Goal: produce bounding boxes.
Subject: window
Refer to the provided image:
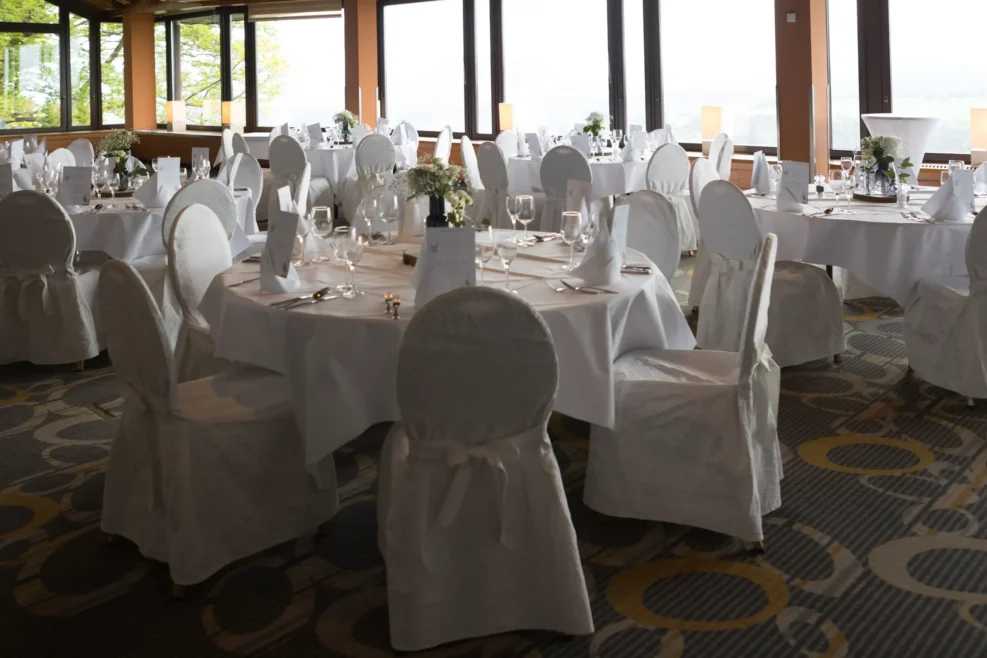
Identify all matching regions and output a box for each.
[0,32,62,129]
[176,14,223,126]
[255,15,345,128]
[383,0,465,132]
[69,14,91,127]
[474,0,493,135]
[660,0,777,147]
[828,0,859,152]
[889,0,987,155]
[155,22,167,124]
[624,0,646,131]
[0,2,59,24]
[100,22,125,125]
[231,15,246,111]
[502,0,609,135]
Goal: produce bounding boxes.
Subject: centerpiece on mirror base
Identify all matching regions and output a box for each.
[96,129,148,193]
[334,110,358,144]
[399,156,472,229]
[853,135,913,203]
[582,112,610,157]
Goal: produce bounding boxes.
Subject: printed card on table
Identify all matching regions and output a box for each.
[157,157,180,188]
[610,203,630,262]
[56,166,93,207]
[778,161,810,212]
[414,227,476,306]
[307,124,325,146]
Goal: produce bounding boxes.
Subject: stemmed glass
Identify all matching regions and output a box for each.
[362,195,379,243]
[292,215,311,266]
[107,172,120,201]
[506,196,520,242]
[613,129,624,150]
[841,156,853,179]
[474,226,495,285]
[769,164,783,194]
[378,192,400,244]
[516,195,535,244]
[92,167,107,200]
[198,156,211,180]
[830,169,847,211]
[310,206,333,262]
[497,240,519,294]
[340,232,366,298]
[561,211,582,271]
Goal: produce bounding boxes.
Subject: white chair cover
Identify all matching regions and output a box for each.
[477,143,511,230]
[620,190,681,282]
[377,287,593,651]
[232,153,263,234]
[459,136,485,221]
[433,125,452,163]
[232,132,250,156]
[268,124,288,145]
[646,143,697,252]
[167,204,235,382]
[696,181,845,367]
[708,132,728,168]
[163,179,238,244]
[344,134,396,223]
[495,130,519,158]
[98,259,337,587]
[716,137,735,181]
[687,157,721,308]
[0,191,101,365]
[904,206,987,398]
[584,234,782,542]
[539,145,591,233]
[221,129,235,161]
[68,138,95,167]
[48,148,76,169]
[268,135,317,220]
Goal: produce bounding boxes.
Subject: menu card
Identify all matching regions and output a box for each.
[307,123,325,146]
[261,202,302,292]
[56,166,93,209]
[412,227,476,306]
[778,161,810,212]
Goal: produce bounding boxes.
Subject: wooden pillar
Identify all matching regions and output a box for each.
[775,0,830,175]
[344,0,378,128]
[122,11,157,130]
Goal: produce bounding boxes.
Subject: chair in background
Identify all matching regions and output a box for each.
[495,130,519,158]
[904,206,987,404]
[0,191,102,366]
[377,286,593,651]
[433,125,453,163]
[646,143,696,253]
[98,259,337,595]
[618,190,681,282]
[477,142,511,230]
[459,136,485,221]
[696,181,845,367]
[221,128,236,162]
[715,136,735,182]
[584,234,782,548]
[232,132,250,156]
[231,153,264,236]
[47,148,76,169]
[708,132,728,169]
[67,138,95,166]
[539,145,592,233]
[686,157,721,310]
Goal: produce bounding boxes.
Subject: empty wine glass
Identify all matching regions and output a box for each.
[581,211,599,245]
[474,226,495,286]
[107,172,120,201]
[613,128,624,149]
[292,216,311,267]
[310,206,333,262]
[830,170,846,210]
[362,195,379,243]
[497,240,519,294]
[516,195,535,244]
[506,196,520,242]
[341,233,366,298]
[379,192,400,244]
[840,156,853,176]
[197,156,211,180]
[561,211,582,271]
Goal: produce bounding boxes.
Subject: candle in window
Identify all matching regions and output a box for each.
[971,109,987,166]
[165,100,186,132]
[701,106,723,157]
[499,103,514,131]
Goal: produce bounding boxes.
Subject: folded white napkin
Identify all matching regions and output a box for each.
[517,131,530,157]
[23,152,45,175]
[260,209,303,293]
[376,118,390,136]
[571,212,621,286]
[620,145,644,162]
[134,173,180,209]
[751,151,773,195]
[923,169,975,223]
[392,123,407,145]
[525,133,542,159]
[12,169,33,192]
[975,163,987,195]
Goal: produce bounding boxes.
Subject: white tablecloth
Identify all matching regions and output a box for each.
[71,192,252,262]
[244,133,270,161]
[749,190,987,304]
[509,157,649,199]
[307,143,418,191]
[200,232,694,477]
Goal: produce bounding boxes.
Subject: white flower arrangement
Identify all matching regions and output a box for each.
[582,112,608,137]
[860,135,912,183]
[398,156,472,227]
[333,110,359,128]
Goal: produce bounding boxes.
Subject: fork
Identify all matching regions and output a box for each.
[285,294,340,310]
[271,286,331,307]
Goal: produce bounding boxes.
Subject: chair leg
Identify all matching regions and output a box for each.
[105,533,115,545]
[75,360,85,372]
[749,541,765,553]
[172,583,186,600]
[692,306,699,316]
[833,354,843,364]
[968,398,976,408]
[906,365,914,376]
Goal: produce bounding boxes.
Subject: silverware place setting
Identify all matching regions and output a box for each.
[227,276,260,288]
[270,286,332,308]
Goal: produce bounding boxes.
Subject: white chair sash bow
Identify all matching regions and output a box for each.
[1,264,56,320]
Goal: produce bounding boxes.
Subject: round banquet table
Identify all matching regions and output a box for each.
[199,232,695,480]
[70,192,253,262]
[509,156,649,199]
[747,188,987,305]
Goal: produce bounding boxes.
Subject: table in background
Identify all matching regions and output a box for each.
[509,156,649,199]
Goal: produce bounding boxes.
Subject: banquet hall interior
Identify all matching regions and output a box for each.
[3,0,987,655]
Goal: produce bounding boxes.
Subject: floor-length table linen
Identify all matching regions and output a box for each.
[509,157,649,199]
[199,234,694,479]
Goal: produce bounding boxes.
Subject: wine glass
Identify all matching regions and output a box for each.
[198,156,211,180]
[516,195,535,244]
[341,233,366,298]
[613,128,624,149]
[474,226,495,286]
[151,158,159,173]
[310,206,333,262]
[840,157,853,176]
[949,159,964,174]
[561,211,582,271]
[292,216,311,267]
[505,196,520,242]
[582,210,599,245]
[107,172,120,202]
[362,195,379,243]
[830,169,846,210]
[378,192,400,244]
[497,240,519,294]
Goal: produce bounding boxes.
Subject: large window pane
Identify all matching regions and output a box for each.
[155,22,167,124]
[502,0,609,135]
[0,1,59,24]
[890,0,987,155]
[177,15,222,126]
[475,0,493,135]
[829,0,859,152]
[383,0,465,132]
[624,0,646,130]
[231,15,246,110]
[255,16,345,127]
[660,0,777,147]
[0,32,61,129]
[70,14,91,127]
[100,22,125,125]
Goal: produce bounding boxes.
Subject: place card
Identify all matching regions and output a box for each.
[0,163,12,200]
[260,204,302,292]
[778,161,810,212]
[56,166,93,209]
[923,169,975,223]
[307,123,325,146]
[610,203,629,262]
[412,227,476,306]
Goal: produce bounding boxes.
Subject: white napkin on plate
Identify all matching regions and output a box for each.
[751,151,773,195]
[975,163,987,195]
[923,169,975,223]
[134,172,180,209]
[571,212,621,286]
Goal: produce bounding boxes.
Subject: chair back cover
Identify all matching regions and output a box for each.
[98,259,175,408]
[459,136,483,190]
[221,129,235,161]
[162,179,238,245]
[232,154,263,232]
[268,125,287,145]
[495,131,519,158]
[0,191,76,272]
[540,145,592,199]
[646,143,690,195]
[477,143,509,228]
[351,125,369,145]
[708,132,728,168]
[355,134,397,175]
[739,233,777,384]
[620,190,681,281]
[394,121,419,146]
[216,153,243,190]
[269,135,307,179]
[232,132,250,156]
[716,137,735,181]
[168,204,234,328]
[688,157,720,220]
[698,180,762,262]
[433,126,453,163]
[398,287,558,445]
[67,139,95,167]
[48,148,76,169]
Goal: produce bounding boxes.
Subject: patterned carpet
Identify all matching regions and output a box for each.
[2,259,987,657]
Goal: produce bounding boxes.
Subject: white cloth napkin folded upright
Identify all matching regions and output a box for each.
[376,118,390,135]
[923,169,975,223]
[571,212,621,286]
[134,173,178,209]
[751,151,773,195]
[23,152,45,176]
[975,163,987,196]
[526,134,544,159]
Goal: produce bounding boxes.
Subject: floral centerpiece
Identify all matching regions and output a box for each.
[334,110,358,142]
[96,129,147,189]
[582,112,608,137]
[401,156,472,227]
[860,135,913,194]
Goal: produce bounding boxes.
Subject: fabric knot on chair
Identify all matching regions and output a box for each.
[1,264,56,320]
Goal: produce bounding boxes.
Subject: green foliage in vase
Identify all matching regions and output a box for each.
[860,135,913,183]
[334,110,359,128]
[582,112,608,138]
[400,156,473,227]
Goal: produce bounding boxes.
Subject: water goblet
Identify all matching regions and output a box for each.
[292,216,311,267]
[362,195,379,243]
[379,192,400,244]
[561,211,582,271]
[505,196,520,242]
[497,240,519,294]
[474,226,495,285]
[516,195,535,244]
[310,206,333,262]
[342,233,366,298]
